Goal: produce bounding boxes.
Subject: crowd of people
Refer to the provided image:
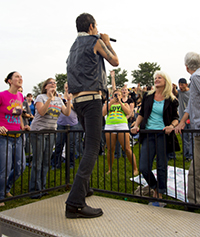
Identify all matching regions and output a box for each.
[0,66,197,209]
[0,13,199,216]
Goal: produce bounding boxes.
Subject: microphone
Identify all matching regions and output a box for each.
[99,35,117,42]
[110,38,117,42]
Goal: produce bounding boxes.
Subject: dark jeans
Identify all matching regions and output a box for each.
[139,133,169,194]
[52,123,83,168]
[66,98,102,207]
[181,123,193,159]
[99,125,106,155]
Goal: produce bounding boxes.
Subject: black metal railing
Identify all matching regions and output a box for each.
[0,128,199,210]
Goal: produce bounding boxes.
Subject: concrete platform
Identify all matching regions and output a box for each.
[0,193,199,237]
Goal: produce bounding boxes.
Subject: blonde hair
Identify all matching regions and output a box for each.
[148,70,176,101]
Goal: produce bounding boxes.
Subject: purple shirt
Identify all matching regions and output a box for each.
[57,107,78,126]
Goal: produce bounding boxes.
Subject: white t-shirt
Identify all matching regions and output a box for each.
[30,94,64,130]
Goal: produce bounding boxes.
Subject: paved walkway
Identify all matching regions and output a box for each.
[0,193,199,237]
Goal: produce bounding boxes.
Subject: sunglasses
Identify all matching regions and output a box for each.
[48,81,57,85]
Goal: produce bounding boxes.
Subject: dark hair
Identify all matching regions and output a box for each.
[27,93,32,97]
[147,85,152,91]
[4,71,17,85]
[41,78,57,95]
[76,13,95,33]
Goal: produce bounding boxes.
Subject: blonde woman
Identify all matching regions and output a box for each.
[131,71,179,201]
[103,89,138,175]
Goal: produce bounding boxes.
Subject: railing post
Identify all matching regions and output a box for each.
[65,125,70,185]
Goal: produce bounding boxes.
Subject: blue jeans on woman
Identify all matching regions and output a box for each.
[66,98,102,207]
[139,133,169,194]
[52,122,83,169]
[30,133,54,195]
[0,135,25,200]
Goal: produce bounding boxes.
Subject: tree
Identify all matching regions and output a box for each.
[32,81,44,98]
[55,73,67,93]
[131,62,161,87]
[107,68,128,88]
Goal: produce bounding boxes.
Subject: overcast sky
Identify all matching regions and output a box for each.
[1,0,199,95]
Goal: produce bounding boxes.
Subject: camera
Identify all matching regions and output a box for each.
[114,94,118,98]
[62,99,68,105]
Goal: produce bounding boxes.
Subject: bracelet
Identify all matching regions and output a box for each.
[171,124,175,128]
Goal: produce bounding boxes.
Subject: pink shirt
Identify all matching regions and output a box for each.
[0,90,24,131]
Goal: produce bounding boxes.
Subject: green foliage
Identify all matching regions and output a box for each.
[131,62,161,86]
[32,81,44,98]
[55,73,67,93]
[107,68,128,88]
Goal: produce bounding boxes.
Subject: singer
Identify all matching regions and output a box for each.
[65,13,119,218]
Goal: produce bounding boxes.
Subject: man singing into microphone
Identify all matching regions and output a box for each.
[65,13,119,218]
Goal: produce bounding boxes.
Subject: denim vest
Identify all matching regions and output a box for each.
[66,35,107,94]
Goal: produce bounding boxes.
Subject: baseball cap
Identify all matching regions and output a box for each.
[178,78,187,84]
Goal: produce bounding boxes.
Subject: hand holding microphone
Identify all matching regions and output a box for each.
[99,33,119,66]
[100,33,116,43]
[109,38,116,42]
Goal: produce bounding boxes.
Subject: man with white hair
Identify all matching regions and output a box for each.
[175,52,200,207]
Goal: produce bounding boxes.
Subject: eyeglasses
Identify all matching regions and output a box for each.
[48,81,57,85]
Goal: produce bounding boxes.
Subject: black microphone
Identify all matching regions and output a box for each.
[110,38,117,42]
[100,36,117,42]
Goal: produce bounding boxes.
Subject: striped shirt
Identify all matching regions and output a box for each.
[185,68,200,135]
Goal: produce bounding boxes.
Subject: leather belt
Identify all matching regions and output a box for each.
[1,133,21,138]
[73,94,102,103]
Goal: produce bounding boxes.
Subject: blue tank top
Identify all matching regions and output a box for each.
[145,100,165,130]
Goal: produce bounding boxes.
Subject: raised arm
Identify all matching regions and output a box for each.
[36,98,52,117]
[110,70,116,92]
[172,83,178,97]
[119,101,130,115]
[36,88,55,116]
[61,93,72,116]
[126,103,135,120]
[94,34,119,66]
